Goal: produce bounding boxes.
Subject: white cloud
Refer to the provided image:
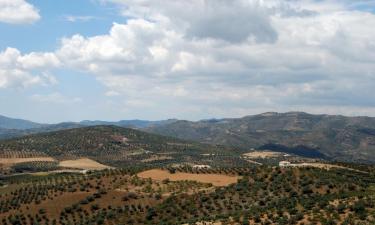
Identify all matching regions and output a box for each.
[0,0,40,24]
[0,48,58,88]
[64,15,97,22]
[3,0,375,118]
[48,0,375,118]
[110,0,279,43]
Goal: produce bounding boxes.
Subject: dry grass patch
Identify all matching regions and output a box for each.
[243,151,287,159]
[141,155,172,162]
[137,169,240,187]
[59,158,110,170]
[292,163,366,173]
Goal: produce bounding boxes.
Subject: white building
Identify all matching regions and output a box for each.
[193,165,211,169]
[279,161,291,167]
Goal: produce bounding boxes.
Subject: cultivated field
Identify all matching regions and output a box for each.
[58,158,110,170]
[137,169,240,186]
[0,157,55,166]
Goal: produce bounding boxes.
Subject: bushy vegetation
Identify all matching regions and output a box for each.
[11,161,59,173]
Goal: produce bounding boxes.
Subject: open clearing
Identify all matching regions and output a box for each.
[0,157,55,166]
[141,155,173,162]
[137,169,240,187]
[59,158,110,170]
[293,162,346,169]
[243,151,287,159]
[291,162,366,173]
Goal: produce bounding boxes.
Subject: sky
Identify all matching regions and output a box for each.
[0,0,375,123]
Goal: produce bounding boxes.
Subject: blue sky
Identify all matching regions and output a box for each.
[0,0,375,123]
[0,0,125,122]
[0,1,121,51]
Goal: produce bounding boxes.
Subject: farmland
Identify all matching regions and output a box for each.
[0,165,374,224]
[137,169,240,187]
[58,158,111,170]
[0,126,375,224]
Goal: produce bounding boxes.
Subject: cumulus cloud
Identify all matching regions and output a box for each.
[50,0,375,117]
[111,0,279,43]
[0,48,58,88]
[2,0,375,118]
[0,0,40,24]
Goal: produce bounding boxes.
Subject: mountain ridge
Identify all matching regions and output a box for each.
[2,112,375,163]
[146,112,375,163]
[0,115,177,140]
[0,115,45,130]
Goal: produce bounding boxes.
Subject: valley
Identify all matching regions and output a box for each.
[1,0,375,223]
[0,114,375,224]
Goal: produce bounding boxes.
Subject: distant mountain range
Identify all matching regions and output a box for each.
[79,119,177,128]
[0,115,45,130]
[2,112,375,163]
[0,115,176,140]
[146,112,375,163]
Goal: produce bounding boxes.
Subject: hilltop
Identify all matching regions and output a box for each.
[147,112,375,163]
[2,112,375,163]
[0,125,239,169]
[0,115,176,140]
[0,115,44,130]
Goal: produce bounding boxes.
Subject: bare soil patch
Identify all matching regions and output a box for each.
[291,162,365,172]
[243,151,287,159]
[283,163,367,174]
[141,155,173,162]
[59,158,110,170]
[137,169,240,187]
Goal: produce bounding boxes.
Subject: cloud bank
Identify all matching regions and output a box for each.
[1,0,375,119]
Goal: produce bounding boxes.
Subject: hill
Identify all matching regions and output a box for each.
[0,122,85,140]
[0,125,240,168]
[146,112,375,163]
[80,119,177,128]
[0,165,374,224]
[0,115,44,130]
[3,112,375,163]
[0,116,176,140]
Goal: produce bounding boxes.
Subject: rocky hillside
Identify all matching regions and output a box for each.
[147,112,375,163]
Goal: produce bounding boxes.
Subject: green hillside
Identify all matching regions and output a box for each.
[0,125,241,167]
